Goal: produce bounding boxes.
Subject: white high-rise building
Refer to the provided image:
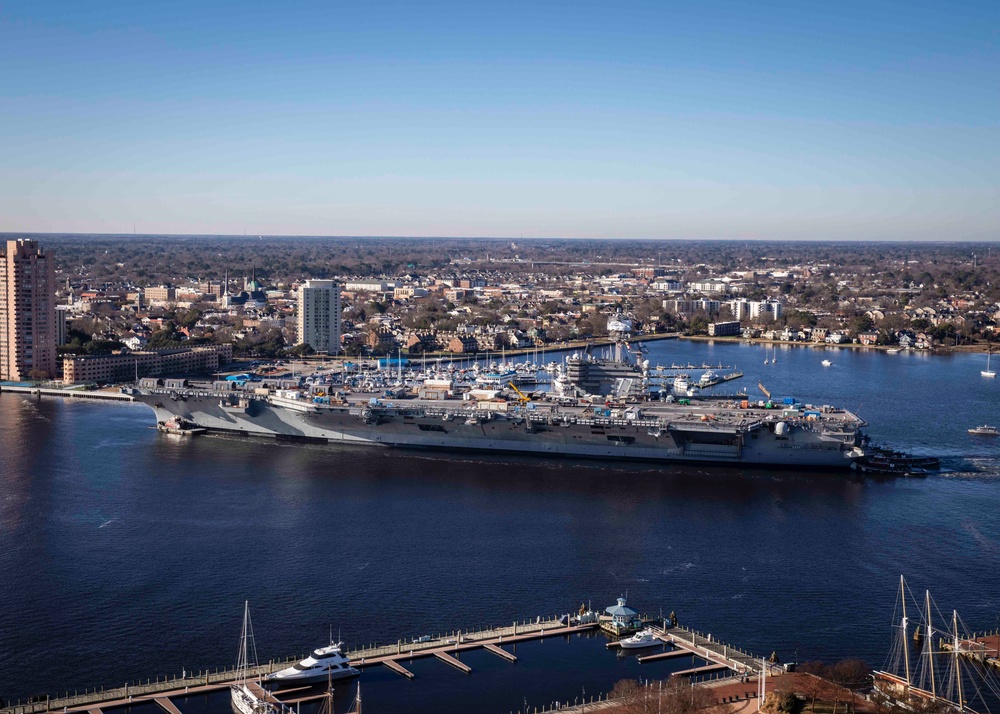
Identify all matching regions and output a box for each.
[296,280,341,354]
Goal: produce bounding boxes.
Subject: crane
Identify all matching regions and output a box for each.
[508,381,531,404]
[758,382,771,400]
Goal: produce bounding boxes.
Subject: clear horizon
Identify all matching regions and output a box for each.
[1,0,997,241]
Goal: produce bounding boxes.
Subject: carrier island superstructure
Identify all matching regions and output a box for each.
[129,345,868,469]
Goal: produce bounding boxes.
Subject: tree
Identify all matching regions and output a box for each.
[287,343,316,357]
[831,659,870,713]
[147,324,183,350]
[178,308,202,329]
[797,663,832,711]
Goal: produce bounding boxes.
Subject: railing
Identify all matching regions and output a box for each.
[0,657,302,714]
[1,615,584,714]
[665,624,779,677]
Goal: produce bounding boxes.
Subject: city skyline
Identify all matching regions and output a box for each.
[1,0,997,240]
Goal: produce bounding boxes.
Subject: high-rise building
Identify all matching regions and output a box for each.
[296,280,341,354]
[0,239,57,380]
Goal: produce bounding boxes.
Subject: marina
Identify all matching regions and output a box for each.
[0,611,777,714]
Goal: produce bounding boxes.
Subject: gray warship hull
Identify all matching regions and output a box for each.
[132,389,866,469]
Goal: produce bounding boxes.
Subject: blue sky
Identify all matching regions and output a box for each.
[1,0,997,239]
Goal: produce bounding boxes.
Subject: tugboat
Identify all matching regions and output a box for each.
[156,418,206,436]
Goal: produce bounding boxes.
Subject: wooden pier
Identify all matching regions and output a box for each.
[941,629,1000,671]
[153,697,183,714]
[2,614,595,714]
[673,663,730,677]
[484,643,518,662]
[433,651,472,673]
[2,614,778,714]
[383,659,415,679]
[636,649,696,663]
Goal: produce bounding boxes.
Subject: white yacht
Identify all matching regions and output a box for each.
[982,350,995,378]
[672,376,691,396]
[968,425,999,436]
[618,628,660,650]
[698,370,718,387]
[266,643,360,686]
[821,359,832,367]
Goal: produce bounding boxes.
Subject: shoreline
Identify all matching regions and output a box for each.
[679,334,994,353]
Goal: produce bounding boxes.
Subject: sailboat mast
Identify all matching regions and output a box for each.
[237,600,250,682]
[926,590,936,697]
[901,575,912,685]
[953,610,964,711]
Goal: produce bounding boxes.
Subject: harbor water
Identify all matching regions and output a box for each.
[1,340,999,712]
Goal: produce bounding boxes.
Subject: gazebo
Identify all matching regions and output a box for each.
[603,596,640,635]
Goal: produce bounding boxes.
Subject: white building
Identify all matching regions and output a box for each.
[749,300,783,320]
[728,299,783,322]
[345,280,391,293]
[296,280,342,354]
[688,279,729,294]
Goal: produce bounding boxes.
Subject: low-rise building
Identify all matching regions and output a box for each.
[708,320,741,337]
[144,285,176,303]
[62,344,232,384]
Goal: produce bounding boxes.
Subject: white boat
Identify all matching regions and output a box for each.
[698,370,718,387]
[982,350,996,378]
[968,424,999,436]
[266,642,360,686]
[232,602,292,714]
[618,628,660,650]
[821,360,832,367]
[886,348,901,354]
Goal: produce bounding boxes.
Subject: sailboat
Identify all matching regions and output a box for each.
[873,576,1000,714]
[231,602,292,714]
[315,673,362,714]
[982,349,995,378]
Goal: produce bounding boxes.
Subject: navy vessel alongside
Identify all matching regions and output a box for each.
[129,342,868,469]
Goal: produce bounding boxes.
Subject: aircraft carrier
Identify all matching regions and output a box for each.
[129,374,868,469]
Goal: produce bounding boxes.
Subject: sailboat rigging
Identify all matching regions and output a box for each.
[231,602,293,714]
[873,576,1000,714]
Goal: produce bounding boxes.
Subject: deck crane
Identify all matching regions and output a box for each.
[758,382,771,400]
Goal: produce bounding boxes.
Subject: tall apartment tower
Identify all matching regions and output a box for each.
[0,239,57,380]
[296,279,341,354]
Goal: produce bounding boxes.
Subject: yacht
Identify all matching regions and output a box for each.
[266,642,360,686]
[618,628,660,650]
[821,359,832,367]
[968,425,999,436]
